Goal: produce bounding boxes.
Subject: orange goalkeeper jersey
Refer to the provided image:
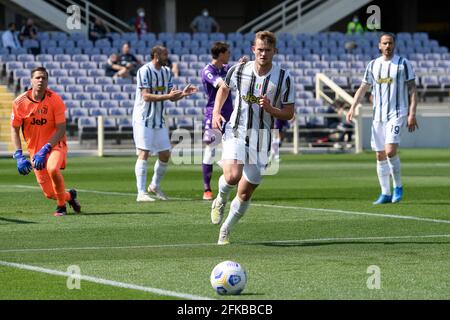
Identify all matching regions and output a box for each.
[11,89,67,157]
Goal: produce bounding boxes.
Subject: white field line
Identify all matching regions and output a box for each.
[4,184,450,225]
[0,260,213,300]
[0,234,449,254]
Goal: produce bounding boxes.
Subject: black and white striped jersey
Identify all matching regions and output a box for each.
[224,61,294,149]
[362,55,415,122]
[133,62,173,128]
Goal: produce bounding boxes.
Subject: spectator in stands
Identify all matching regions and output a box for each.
[190,8,220,33]
[347,32,418,205]
[19,18,40,55]
[346,15,364,34]
[104,53,129,78]
[119,42,142,77]
[89,17,110,43]
[134,7,149,39]
[2,23,22,52]
[19,18,38,41]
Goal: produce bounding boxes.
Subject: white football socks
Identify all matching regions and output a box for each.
[203,144,215,165]
[376,160,391,195]
[387,155,402,188]
[135,159,148,194]
[217,175,235,204]
[222,196,250,231]
[150,159,168,188]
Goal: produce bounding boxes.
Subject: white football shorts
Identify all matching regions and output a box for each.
[221,130,269,185]
[133,123,171,155]
[371,116,406,151]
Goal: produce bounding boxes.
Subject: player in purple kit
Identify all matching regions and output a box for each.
[200,42,234,200]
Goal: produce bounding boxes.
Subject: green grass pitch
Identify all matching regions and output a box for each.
[0,149,449,300]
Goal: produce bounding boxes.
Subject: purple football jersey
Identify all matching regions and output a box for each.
[201,63,233,122]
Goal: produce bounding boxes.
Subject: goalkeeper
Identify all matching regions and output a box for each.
[11,67,81,216]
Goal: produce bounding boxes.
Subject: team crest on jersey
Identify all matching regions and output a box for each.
[376,77,393,84]
[38,106,48,115]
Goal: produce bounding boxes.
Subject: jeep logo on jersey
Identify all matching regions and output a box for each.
[154,86,166,92]
[376,77,393,84]
[30,118,47,126]
[242,93,260,104]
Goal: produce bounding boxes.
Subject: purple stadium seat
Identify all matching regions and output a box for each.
[50,69,68,77]
[88,69,105,77]
[89,108,108,117]
[81,100,100,109]
[109,107,127,116]
[58,77,76,85]
[93,92,110,100]
[66,100,82,109]
[95,77,113,85]
[69,69,87,77]
[76,77,95,85]
[66,84,84,93]
[111,92,129,100]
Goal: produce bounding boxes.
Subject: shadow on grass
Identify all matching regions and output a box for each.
[252,241,450,247]
[77,211,169,216]
[0,217,37,225]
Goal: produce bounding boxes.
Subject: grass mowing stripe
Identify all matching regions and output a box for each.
[5,185,450,225]
[1,234,449,253]
[0,260,213,300]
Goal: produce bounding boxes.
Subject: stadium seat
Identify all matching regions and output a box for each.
[73,92,92,100]
[88,69,105,77]
[89,108,108,116]
[84,84,103,93]
[103,84,122,92]
[50,69,68,77]
[111,92,129,100]
[95,77,113,85]
[108,107,127,115]
[58,76,76,85]
[82,100,100,109]
[62,61,79,69]
[59,92,73,101]
[24,61,41,69]
[93,92,110,100]
[119,100,134,109]
[69,69,87,77]
[76,77,95,85]
[72,54,90,62]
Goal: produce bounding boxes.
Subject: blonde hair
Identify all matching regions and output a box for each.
[254,31,277,48]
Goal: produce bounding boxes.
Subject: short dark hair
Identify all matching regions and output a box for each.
[31,67,48,79]
[151,45,167,59]
[211,42,229,59]
[8,22,15,28]
[379,32,396,43]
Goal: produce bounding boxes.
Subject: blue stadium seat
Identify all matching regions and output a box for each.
[79,61,98,69]
[77,77,95,85]
[34,54,52,63]
[89,108,108,116]
[93,92,110,100]
[58,76,76,85]
[90,54,108,63]
[49,84,64,93]
[83,48,102,55]
[54,54,71,62]
[81,100,100,109]
[88,69,105,77]
[72,54,90,62]
[73,92,91,100]
[84,84,102,93]
[50,69,68,77]
[17,54,34,62]
[61,61,79,69]
[66,84,84,93]
[66,101,82,110]
[122,84,135,93]
[119,100,134,108]
[24,61,41,69]
[113,77,133,85]
[111,92,129,100]
[95,77,113,85]
[70,108,89,123]
[69,69,87,77]
[59,92,72,101]
[109,107,127,116]
[166,107,184,115]
[103,84,122,92]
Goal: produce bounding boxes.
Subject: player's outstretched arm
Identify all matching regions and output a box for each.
[347,83,370,122]
[212,83,230,129]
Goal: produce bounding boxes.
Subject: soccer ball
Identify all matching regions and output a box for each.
[210,260,247,295]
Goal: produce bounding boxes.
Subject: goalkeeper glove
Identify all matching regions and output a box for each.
[32,143,52,170]
[13,149,33,175]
